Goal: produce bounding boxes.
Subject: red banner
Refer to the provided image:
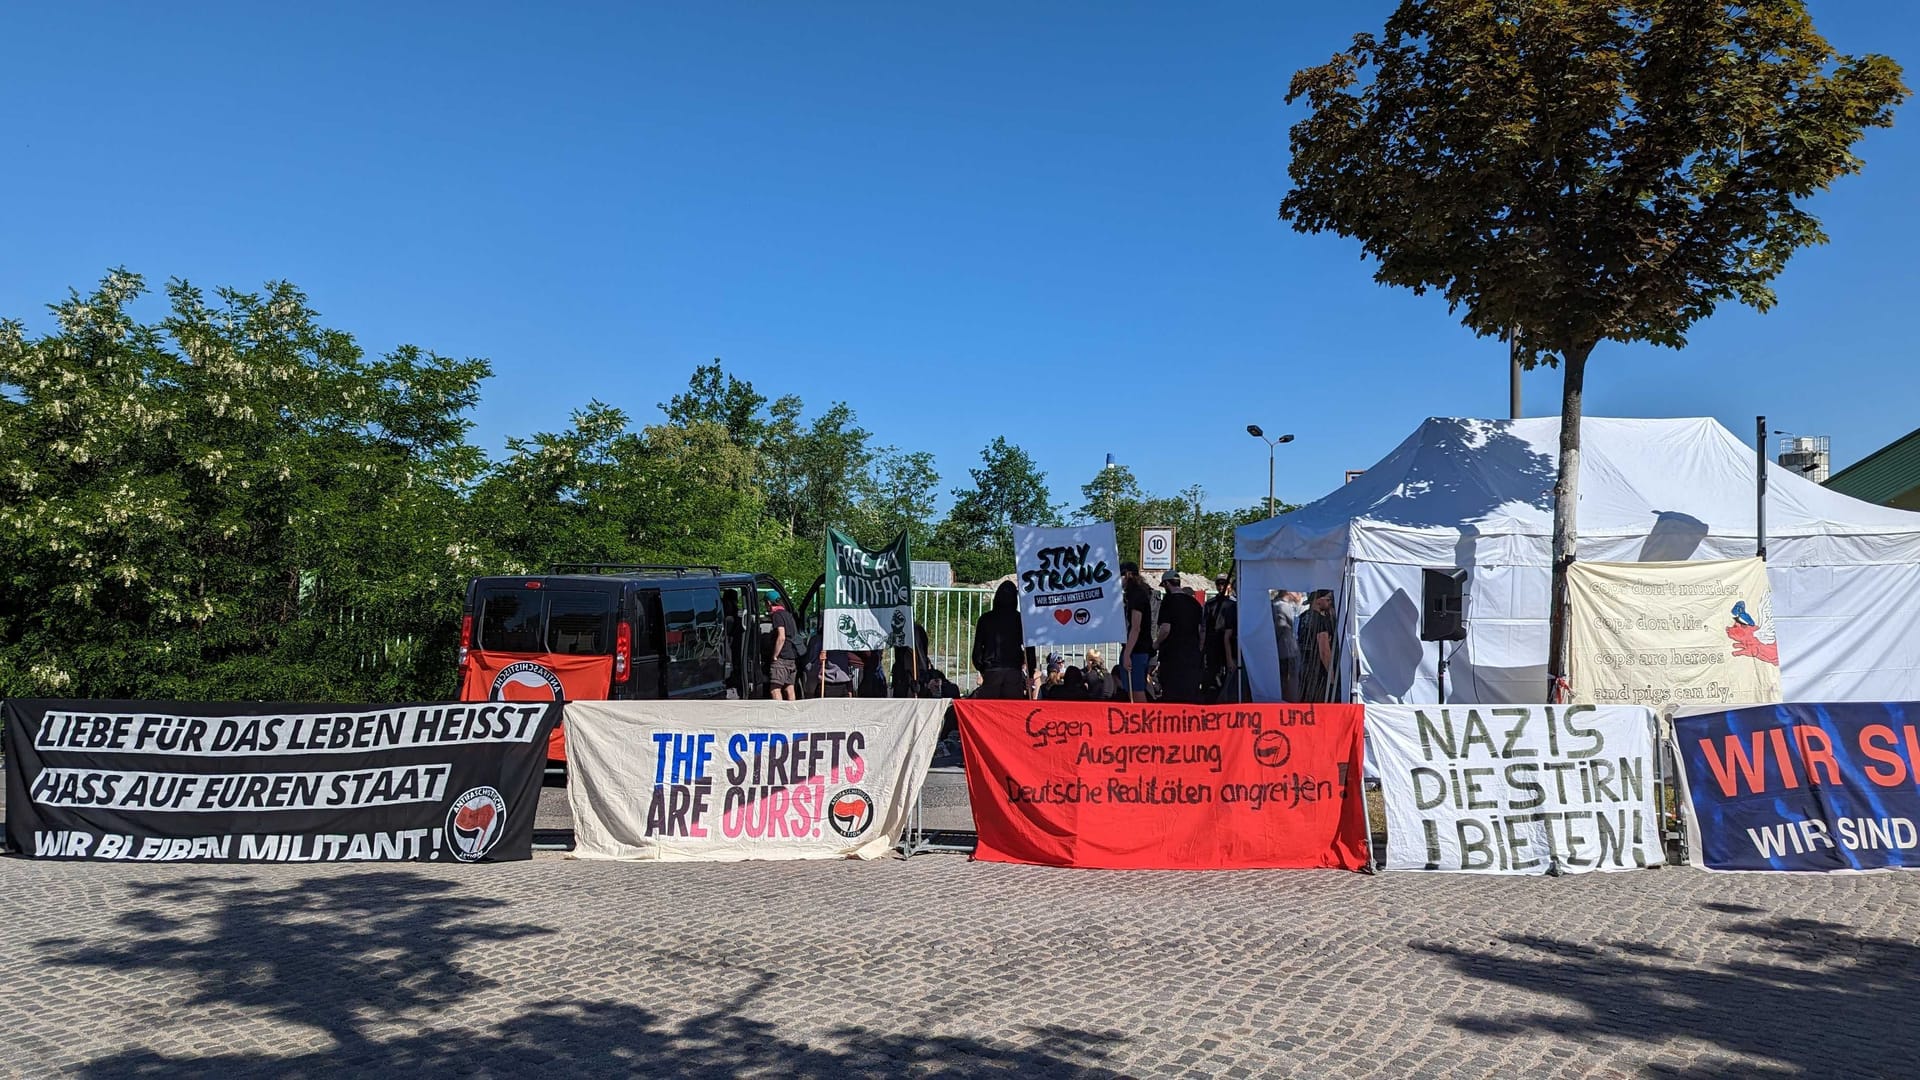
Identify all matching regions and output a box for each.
[956,701,1370,870]
[460,651,614,761]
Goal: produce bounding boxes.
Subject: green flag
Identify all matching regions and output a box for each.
[823,529,912,651]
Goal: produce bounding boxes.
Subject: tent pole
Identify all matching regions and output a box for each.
[1756,416,1768,561]
[1509,328,1522,419]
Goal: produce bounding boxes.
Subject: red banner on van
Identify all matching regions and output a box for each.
[956,701,1370,871]
[460,651,613,761]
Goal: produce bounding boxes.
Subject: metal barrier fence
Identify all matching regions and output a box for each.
[911,586,1122,693]
[912,587,993,692]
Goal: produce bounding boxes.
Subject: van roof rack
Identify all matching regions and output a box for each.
[549,563,726,578]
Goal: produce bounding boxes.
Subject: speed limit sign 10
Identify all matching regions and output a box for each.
[1140,526,1175,572]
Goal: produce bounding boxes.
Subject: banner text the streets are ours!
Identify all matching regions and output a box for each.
[1368,704,1664,874]
[563,699,944,860]
[4,700,557,863]
[957,700,1370,870]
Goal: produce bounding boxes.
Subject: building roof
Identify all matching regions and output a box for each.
[1826,425,1920,510]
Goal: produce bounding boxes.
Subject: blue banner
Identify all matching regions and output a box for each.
[1674,702,1920,872]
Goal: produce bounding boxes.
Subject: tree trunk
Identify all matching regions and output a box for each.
[1545,341,1594,702]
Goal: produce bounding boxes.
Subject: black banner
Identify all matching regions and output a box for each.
[2,700,557,863]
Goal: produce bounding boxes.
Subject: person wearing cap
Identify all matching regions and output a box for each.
[1203,572,1240,703]
[1154,570,1204,704]
[1117,561,1155,702]
[1032,650,1064,698]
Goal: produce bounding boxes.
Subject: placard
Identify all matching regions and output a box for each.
[1368,704,1664,874]
[1012,522,1126,646]
[3,700,556,862]
[956,701,1369,870]
[563,698,944,861]
[823,528,913,651]
[1566,557,1783,709]
[1674,702,1920,872]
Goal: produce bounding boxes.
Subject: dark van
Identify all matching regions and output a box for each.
[456,564,807,761]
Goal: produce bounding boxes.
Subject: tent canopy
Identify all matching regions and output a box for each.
[1236,417,1920,704]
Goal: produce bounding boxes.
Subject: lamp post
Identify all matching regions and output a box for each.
[1246,425,1295,518]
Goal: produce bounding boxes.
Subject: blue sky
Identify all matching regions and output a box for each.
[3,2,1914,512]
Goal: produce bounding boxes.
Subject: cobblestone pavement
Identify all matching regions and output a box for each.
[5,816,1919,1080]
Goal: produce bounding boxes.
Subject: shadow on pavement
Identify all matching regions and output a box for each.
[1411,902,1920,1078]
[38,871,1125,1078]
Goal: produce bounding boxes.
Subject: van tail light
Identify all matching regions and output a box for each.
[614,621,632,683]
[458,614,474,674]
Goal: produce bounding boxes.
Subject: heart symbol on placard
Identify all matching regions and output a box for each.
[1053,609,1072,625]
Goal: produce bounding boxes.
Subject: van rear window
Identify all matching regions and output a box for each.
[547,592,615,655]
[477,589,543,652]
[474,585,619,655]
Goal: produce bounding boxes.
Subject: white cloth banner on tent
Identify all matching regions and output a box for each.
[1368,704,1664,874]
[563,699,944,861]
[1012,522,1126,646]
[1566,557,1784,710]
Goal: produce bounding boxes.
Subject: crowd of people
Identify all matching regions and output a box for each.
[757,571,1340,705]
[966,566,1339,705]
[760,596,964,701]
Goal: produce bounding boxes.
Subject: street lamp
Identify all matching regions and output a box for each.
[1247,425,1295,518]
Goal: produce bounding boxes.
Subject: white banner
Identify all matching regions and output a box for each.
[1566,557,1784,710]
[1012,522,1126,646]
[563,699,944,861]
[1368,704,1664,874]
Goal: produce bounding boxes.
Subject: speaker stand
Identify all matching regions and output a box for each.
[1436,640,1448,705]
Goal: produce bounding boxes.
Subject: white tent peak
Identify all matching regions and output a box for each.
[1240,415,1920,565]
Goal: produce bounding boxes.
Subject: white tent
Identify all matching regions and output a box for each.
[1235,417,1920,705]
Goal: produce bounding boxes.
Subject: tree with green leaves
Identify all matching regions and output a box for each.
[0,271,488,699]
[1079,463,1146,528]
[660,358,770,451]
[1280,0,1906,696]
[933,436,1059,583]
[858,448,941,554]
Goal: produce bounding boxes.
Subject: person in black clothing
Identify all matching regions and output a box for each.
[765,601,800,700]
[920,668,962,699]
[1118,562,1155,702]
[971,580,1036,699]
[1040,665,1093,701]
[1202,572,1240,703]
[891,622,931,698]
[858,650,888,697]
[1154,570,1205,704]
[1300,588,1337,702]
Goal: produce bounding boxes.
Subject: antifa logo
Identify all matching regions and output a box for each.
[1250,720,1292,769]
[826,788,875,838]
[491,661,565,702]
[446,786,508,861]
